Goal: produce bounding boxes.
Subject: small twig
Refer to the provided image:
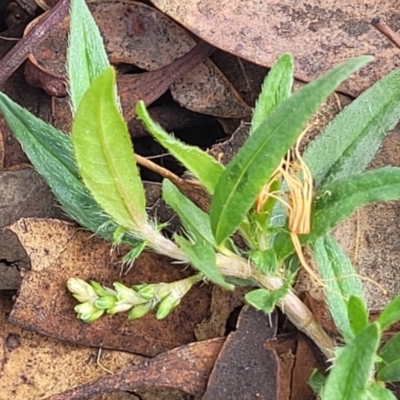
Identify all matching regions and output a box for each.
[0,0,70,85]
[371,18,400,50]
[134,154,184,186]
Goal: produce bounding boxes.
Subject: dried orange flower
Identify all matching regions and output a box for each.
[255,129,322,283]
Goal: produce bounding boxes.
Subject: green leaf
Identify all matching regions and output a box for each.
[136,101,224,194]
[308,369,326,395]
[245,278,291,313]
[250,53,293,134]
[174,235,233,290]
[276,167,400,259]
[72,67,147,232]
[122,241,147,265]
[210,56,372,245]
[378,332,400,382]
[321,322,381,400]
[312,234,365,342]
[0,90,124,240]
[379,332,400,366]
[68,0,110,113]
[347,295,369,336]
[248,249,278,275]
[304,67,400,188]
[311,167,400,242]
[378,293,400,330]
[377,359,400,383]
[162,179,215,246]
[365,384,397,400]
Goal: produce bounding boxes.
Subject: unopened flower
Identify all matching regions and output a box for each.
[113,282,145,304]
[74,302,104,322]
[67,277,98,303]
[90,281,116,297]
[128,301,155,320]
[95,295,117,310]
[156,294,181,319]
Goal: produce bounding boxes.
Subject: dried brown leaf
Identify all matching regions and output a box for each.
[202,306,279,400]
[25,0,250,118]
[0,295,145,400]
[45,338,224,400]
[150,0,400,97]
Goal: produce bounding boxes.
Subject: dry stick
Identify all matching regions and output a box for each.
[371,18,400,50]
[134,154,184,186]
[0,0,70,85]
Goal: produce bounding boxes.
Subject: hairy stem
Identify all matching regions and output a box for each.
[149,231,335,359]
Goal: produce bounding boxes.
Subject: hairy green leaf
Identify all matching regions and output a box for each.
[250,53,293,134]
[347,295,369,336]
[72,67,147,232]
[174,235,233,290]
[305,67,400,188]
[276,167,400,259]
[162,179,215,246]
[68,0,110,113]
[210,56,372,245]
[378,293,400,330]
[245,284,289,314]
[378,332,400,382]
[366,384,397,400]
[321,322,381,400]
[312,167,400,241]
[312,234,365,342]
[0,90,125,240]
[136,101,224,194]
[377,360,400,383]
[248,249,278,275]
[308,369,326,395]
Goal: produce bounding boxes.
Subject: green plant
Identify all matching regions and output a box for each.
[3,0,400,398]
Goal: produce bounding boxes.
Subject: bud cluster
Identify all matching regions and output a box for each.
[67,274,202,323]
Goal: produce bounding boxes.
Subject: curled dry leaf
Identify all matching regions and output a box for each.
[202,306,279,400]
[46,338,224,400]
[150,0,400,97]
[0,295,145,399]
[24,0,251,118]
[7,218,213,356]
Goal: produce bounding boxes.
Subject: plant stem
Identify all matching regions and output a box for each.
[150,231,335,359]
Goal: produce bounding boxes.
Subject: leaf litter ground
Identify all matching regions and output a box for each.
[2,1,400,399]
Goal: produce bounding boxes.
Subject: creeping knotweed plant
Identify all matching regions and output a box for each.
[3,0,400,398]
[68,275,202,322]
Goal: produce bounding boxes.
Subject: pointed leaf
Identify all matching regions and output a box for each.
[162,179,215,246]
[305,67,400,188]
[378,293,400,330]
[366,384,397,400]
[308,369,326,395]
[0,91,123,240]
[245,283,290,314]
[312,234,365,342]
[72,67,147,231]
[321,322,381,400]
[174,235,233,290]
[311,167,400,242]
[68,0,110,113]
[250,53,293,133]
[136,101,224,194]
[210,56,372,245]
[276,167,400,259]
[377,359,400,383]
[379,332,400,366]
[347,295,369,336]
